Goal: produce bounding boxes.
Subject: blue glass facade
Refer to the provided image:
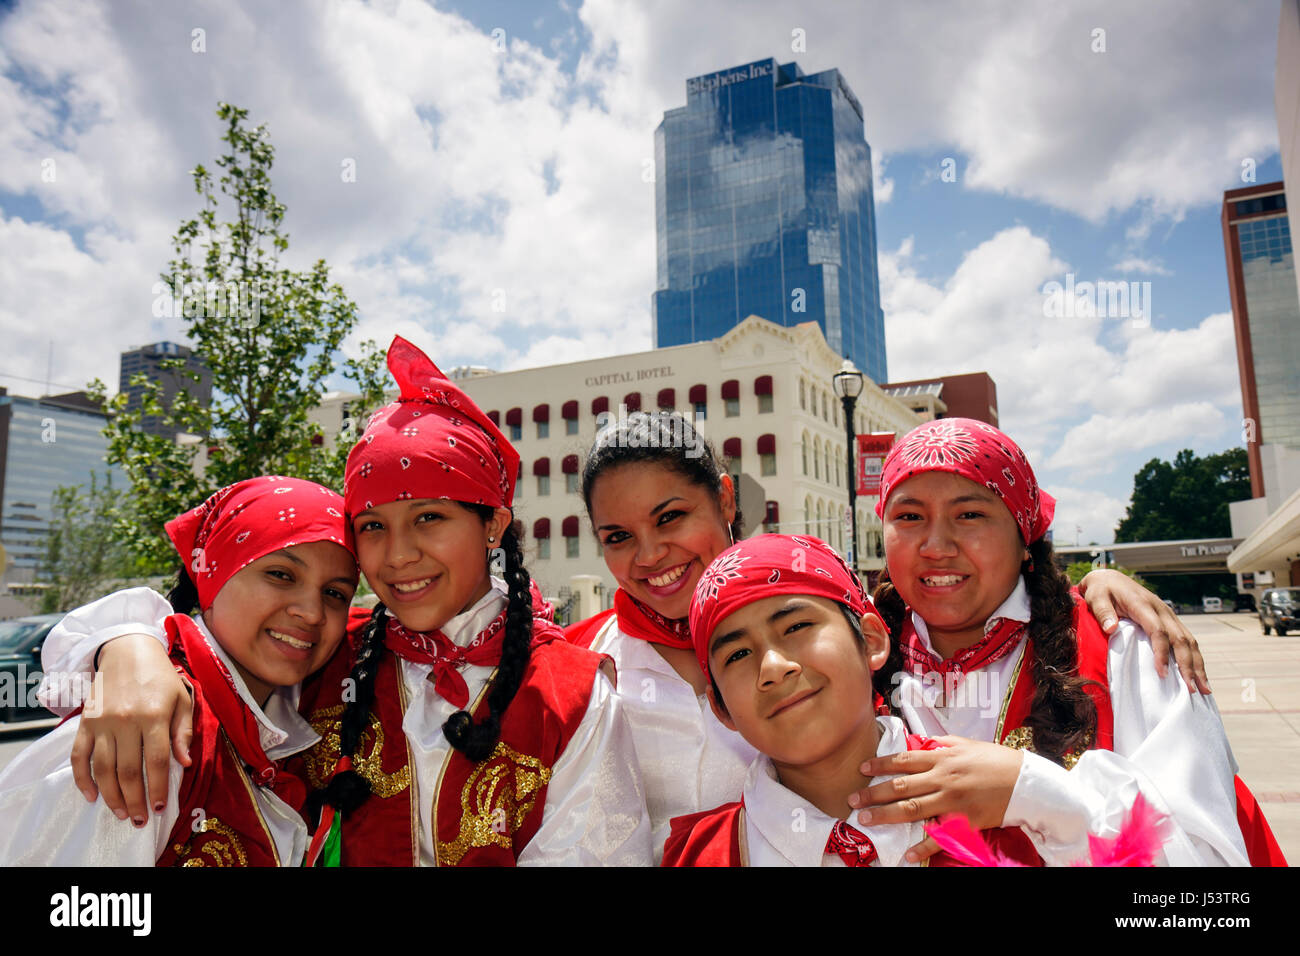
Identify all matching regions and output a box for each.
[653,58,887,383]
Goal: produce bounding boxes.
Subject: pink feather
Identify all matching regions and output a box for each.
[924,815,1025,867]
[1081,793,1171,867]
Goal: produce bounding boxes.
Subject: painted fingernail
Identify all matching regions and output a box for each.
[113,808,128,821]
[154,802,165,813]
[132,816,145,827]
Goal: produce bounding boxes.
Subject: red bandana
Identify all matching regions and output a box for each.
[689,534,882,679]
[344,336,519,515]
[873,418,1055,545]
[166,615,306,811]
[165,476,355,611]
[383,580,564,707]
[614,589,693,651]
[826,821,878,867]
[899,615,1027,679]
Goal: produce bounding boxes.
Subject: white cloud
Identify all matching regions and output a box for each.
[1112,257,1172,276]
[1046,402,1227,475]
[1046,485,1131,548]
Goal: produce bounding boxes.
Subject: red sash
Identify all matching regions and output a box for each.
[292,611,606,866]
[155,615,292,867]
[564,608,617,650]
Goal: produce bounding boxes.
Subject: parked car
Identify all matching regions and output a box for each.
[1259,588,1300,636]
[0,613,62,722]
[1202,596,1223,613]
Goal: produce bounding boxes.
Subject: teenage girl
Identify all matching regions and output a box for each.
[0,476,357,865]
[851,418,1285,866]
[44,337,652,866]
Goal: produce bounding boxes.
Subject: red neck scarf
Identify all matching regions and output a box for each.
[614,588,693,650]
[383,580,563,707]
[899,614,1027,678]
[826,821,878,867]
[167,615,306,811]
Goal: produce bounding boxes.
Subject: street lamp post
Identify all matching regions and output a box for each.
[832,358,865,570]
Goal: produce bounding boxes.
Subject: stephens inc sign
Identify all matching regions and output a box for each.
[687,60,774,95]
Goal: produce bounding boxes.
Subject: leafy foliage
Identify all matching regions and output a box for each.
[38,474,137,613]
[1114,448,1251,543]
[90,104,388,570]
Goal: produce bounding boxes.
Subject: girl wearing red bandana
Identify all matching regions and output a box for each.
[53,337,651,866]
[851,418,1285,867]
[568,410,1208,861]
[0,477,358,865]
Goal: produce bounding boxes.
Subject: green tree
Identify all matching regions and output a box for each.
[39,474,138,613]
[1115,448,1251,543]
[90,104,388,570]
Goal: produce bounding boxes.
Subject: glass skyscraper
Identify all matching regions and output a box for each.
[652,58,887,384]
[1222,182,1300,497]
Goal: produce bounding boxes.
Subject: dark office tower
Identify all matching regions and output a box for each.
[652,58,887,384]
[118,342,213,438]
[1222,182,1299,498]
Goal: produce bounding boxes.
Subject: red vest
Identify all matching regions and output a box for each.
[290,610,605,866]
[661,734,940,867]
[155,618,293,867]
[564,608,616,650]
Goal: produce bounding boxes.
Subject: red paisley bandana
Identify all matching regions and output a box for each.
[689,534,882,679]
[165,476,355,611]
[344,336,520,515]
[873,418,1056,545]
[899,614,1027,678]
[826,821,878,867]
[614,589,694,651]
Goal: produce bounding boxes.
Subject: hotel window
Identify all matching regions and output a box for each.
[800,379,806,410]
[722,379,740,417]
[538,539,551,559]
[537,474,550,496]
[758,434,776,476]
[536,421,549,439]
[506,408,522,442]
[562,400,579,435]
[755,375,773,414]
[691,384,708,421]
[563,454,580,495]
[534,404,549,440]
[533,518,550,560]
[562,516,580,558]
[723,437,741,481]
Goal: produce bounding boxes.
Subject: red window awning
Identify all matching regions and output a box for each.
[657,388,675,409]
[561,515,580,537]
[757,433,776,454]
[487,410,500,426]
[764,501,780,525]
[723,437,742,457]
[562,454,579,474]
[533,403,550,423]
[754,375,773,396]
[533,457,550,476]
[592,396,610,416]
[533,518,551,539]
[505,407,522,426]
[624,392,642,412]
[689,384,707,403]
[721,380,740,400]
[561,400,579,419]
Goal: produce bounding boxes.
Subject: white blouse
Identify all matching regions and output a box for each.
[37,584,654,867]
[742,716,926,867]
[586,614,756,861]
[890,578,1251,866]
[3,611,314,865]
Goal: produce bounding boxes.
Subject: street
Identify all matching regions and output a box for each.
[1,611,1297,863]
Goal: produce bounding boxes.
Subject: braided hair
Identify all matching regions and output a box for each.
[308,503,535,823]
[166,567,201,616]
[871,536,1097,766]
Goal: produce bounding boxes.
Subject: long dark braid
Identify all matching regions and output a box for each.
[1020,536,1098,763]
[442,511,533,761]
[870,538,1097,766]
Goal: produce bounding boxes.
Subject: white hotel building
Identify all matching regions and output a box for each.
[441,315,921,611]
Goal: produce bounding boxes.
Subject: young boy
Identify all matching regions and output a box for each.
[662,534,936,867]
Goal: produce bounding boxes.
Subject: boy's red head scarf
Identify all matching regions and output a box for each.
[344,336,519,515]
[874,418,1055,545]
[165,476,356,611]
[689,533,883,679]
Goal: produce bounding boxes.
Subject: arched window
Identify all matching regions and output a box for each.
[815,500,823,544]
[799,379,806,410]
[813,437,822,481]
[801,431,809,475]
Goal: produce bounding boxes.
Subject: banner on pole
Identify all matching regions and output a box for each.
[856,432,895,496]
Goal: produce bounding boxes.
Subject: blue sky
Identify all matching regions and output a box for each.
[0,0,1286,543]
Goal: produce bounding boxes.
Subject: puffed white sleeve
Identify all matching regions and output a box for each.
[37,587,174,716]
[517,667,654,867]
[1002,620,1250,866]
[0,714,182,865]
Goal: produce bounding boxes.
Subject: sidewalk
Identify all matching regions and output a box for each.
[1192,610,1299,863]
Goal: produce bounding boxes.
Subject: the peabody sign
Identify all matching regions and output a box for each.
[1179,542,1237,558]
[687,61,774,95]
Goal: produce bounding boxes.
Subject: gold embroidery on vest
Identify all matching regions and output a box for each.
[171,817,248,867]
[1001,724,1092,770]
[305,704,411,798]
[436,741,553,866]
